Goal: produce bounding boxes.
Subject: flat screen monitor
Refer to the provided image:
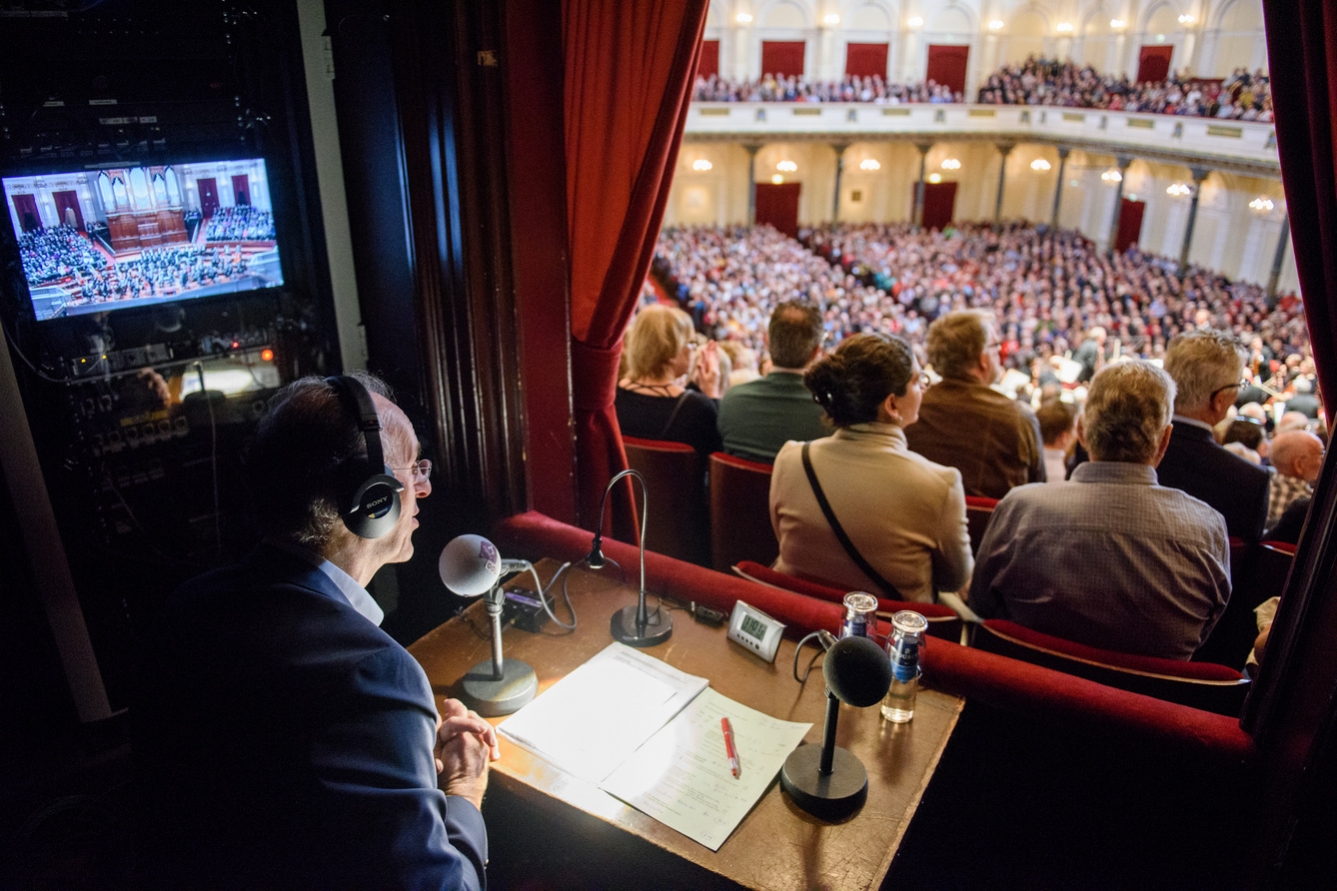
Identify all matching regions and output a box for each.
[3,158,284,322]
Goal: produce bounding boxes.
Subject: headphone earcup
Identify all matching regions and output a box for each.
[341,469,404,539]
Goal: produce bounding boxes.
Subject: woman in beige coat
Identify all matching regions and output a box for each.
[770,333,973,603]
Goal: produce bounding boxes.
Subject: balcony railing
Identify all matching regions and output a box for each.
[685,103,1280,176]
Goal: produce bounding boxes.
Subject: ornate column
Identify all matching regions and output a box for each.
[1051,146,1071,228]
[993,142,1015,230]
[1267,215,1291,303]
[745,144,760,226]
[831,142,848,222]
[1106,154,1133,250]
[912,142,932,229]
[1177,166,1211,274]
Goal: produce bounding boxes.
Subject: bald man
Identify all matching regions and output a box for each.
[1267,430,1325,530]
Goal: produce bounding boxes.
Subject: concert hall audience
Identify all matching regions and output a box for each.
[69,245,251,307]
[615,304,722,455]
[1159,329,1272,541]
[1037,399,1077,483]
[904,309,1045,498]
[976,57,1272,121]
[717,301,830,462]
[770,333,972,602]
[205,205,276,241]
[1266,431,1325,530]
[970,362,1231,660]
[693,73,958,104]
[18,225,108,284]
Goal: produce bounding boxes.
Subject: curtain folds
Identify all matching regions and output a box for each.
[563,0,709,536]
[1264,0,1337,405]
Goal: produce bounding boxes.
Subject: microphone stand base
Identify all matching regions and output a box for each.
[460,658,538,717]
[780,743,868,821]
[610,604,673,648]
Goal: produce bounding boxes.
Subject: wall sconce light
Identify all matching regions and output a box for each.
[941,158,961,170]
[1031,159,1052,171]
[735,12,752,23]
[1057,22,1074,32]
[988,20,1004,31]
[823,13,840,25]
[1166,183,1191,197]
[777,160,798,172]
[692,159,713,172]
[1101,169,1123,183]
[1249,197,1275,212]
[928,173,943,183]
[907,16,924,28]
[772,174,784,184]
[1110,19,1126,29]
[860,159,881,171]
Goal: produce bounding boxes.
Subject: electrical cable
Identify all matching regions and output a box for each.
[793,630,837,684]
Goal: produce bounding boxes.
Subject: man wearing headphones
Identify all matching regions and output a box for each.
[135,374,493,890]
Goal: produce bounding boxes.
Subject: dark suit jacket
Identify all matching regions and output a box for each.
[134,544,487,891]
[1156,419,1271,542]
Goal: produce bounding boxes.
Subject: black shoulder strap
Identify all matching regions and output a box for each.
[801,442,904,601]
[658,391,692,439]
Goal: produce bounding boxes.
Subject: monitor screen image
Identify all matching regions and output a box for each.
[3,158,284,321]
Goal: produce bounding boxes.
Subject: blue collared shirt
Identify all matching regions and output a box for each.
[268,539,385,626]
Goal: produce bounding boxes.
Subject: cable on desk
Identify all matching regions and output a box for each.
[793,630,838,684]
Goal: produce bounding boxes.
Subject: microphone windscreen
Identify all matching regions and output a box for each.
[439,534,502,597]
[825,636,893,707]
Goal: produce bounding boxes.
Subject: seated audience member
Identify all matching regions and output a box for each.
[717,301,830,462]
[905,309,1045,498]
[1224,441,1262,465]
[720,340,761,388]
[1224,417,1268,463]
[1285,376,1321,420]
[1266,430,1325,530]
[1277,410,1313,434]
[615,304,722,455]
[770,333,973,602]
[1073,326,1106,383]
[1267,496,1311,544]
[970,362,1231,660]
[135,374,492,890]
[1037,399,1077,483]
[1158,329,1271,541]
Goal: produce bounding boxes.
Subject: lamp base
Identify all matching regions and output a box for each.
[780,743,868,821]
[610,604,673,648]
[460,658,538,717]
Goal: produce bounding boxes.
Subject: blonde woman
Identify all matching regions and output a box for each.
[616,304,722,454]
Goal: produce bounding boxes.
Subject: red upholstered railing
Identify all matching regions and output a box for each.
[492,511,1258,765]
[985,620,1245,682]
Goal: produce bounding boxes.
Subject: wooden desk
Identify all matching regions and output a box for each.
[409,562,963,891]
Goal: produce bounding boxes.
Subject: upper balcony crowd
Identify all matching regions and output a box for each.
[693,59,1273,122]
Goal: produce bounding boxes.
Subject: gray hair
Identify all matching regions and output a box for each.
[1163,329,1246,413]
[1082,362,1176,464]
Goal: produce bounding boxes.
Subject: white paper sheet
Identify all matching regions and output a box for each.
[497,642,709,784]
[600,687,812,851]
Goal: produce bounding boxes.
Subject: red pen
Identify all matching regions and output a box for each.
[721,717,740,778]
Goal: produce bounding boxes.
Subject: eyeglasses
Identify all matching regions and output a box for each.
[1209,379,1250,400]
[394,459,432,484]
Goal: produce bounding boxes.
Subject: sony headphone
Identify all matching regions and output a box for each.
[326,375,404,539]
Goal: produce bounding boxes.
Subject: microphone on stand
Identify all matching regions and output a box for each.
[439,534,539,716]
[588,468,671,648]
[781,635,891,820]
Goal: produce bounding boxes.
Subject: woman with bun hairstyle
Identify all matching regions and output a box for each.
[769,333,973,602]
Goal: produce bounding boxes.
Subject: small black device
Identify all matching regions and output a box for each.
[690,603,727,627]
[326,376,404,539]
[503,588,550,633]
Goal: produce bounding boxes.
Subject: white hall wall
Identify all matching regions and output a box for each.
[704,0,1268,85]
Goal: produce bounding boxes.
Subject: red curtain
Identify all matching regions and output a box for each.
[563,0,709,536]
[754,182,801,238]
[845,42,888,78]
[697,39,719,79]
[1136,46,1173,84]
[1114,198,1146,252]
[925,44,969,96]
[761,40,806,78]
[922,181,958,231]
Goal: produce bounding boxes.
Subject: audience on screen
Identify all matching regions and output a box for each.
[72,245,252,306]
[18,225,109,285]
[205,205,276,241]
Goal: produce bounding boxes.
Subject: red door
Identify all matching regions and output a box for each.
[1136,46,1173,84]
[197,178,219,217]
[11,194,41,232]
[925,44,969,96]
[755,182,801,238]
[922,182,958,231]
[697,39,719,80]
[53,190,85,230]
[1115,198,1146,253]
[761,41,805,78]
[845,43,889,78]
[231,174,250,206]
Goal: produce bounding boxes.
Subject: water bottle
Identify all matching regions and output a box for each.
[839,592,879,640]
[882,610,928,723]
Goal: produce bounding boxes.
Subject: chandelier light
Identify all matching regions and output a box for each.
[777,160,798,172]
[1178,14,1196,25]
[907,16,924,28]
[735,12,752,23]
[988,20,1004,31]
[1031,159,1052,171]
[692,159,713,172]
[860,159,881,171]
[941,158,961,170]
[1166,183,1191,197]
[1110,19,1126,29]
[1057,22,1074,33]
[772,174,784,184]
[928,173,943,184]
[1249,197,1275,212]
[1101,169,1123,184]
[823,14,840,25]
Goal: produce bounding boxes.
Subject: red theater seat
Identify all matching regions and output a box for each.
[708,452,778,572]
[621,436,709,566]
[964,495,998,554]
[731,560,961,641]
[973,619,1250,717]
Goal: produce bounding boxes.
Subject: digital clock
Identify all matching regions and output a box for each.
[727,601,786,663]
